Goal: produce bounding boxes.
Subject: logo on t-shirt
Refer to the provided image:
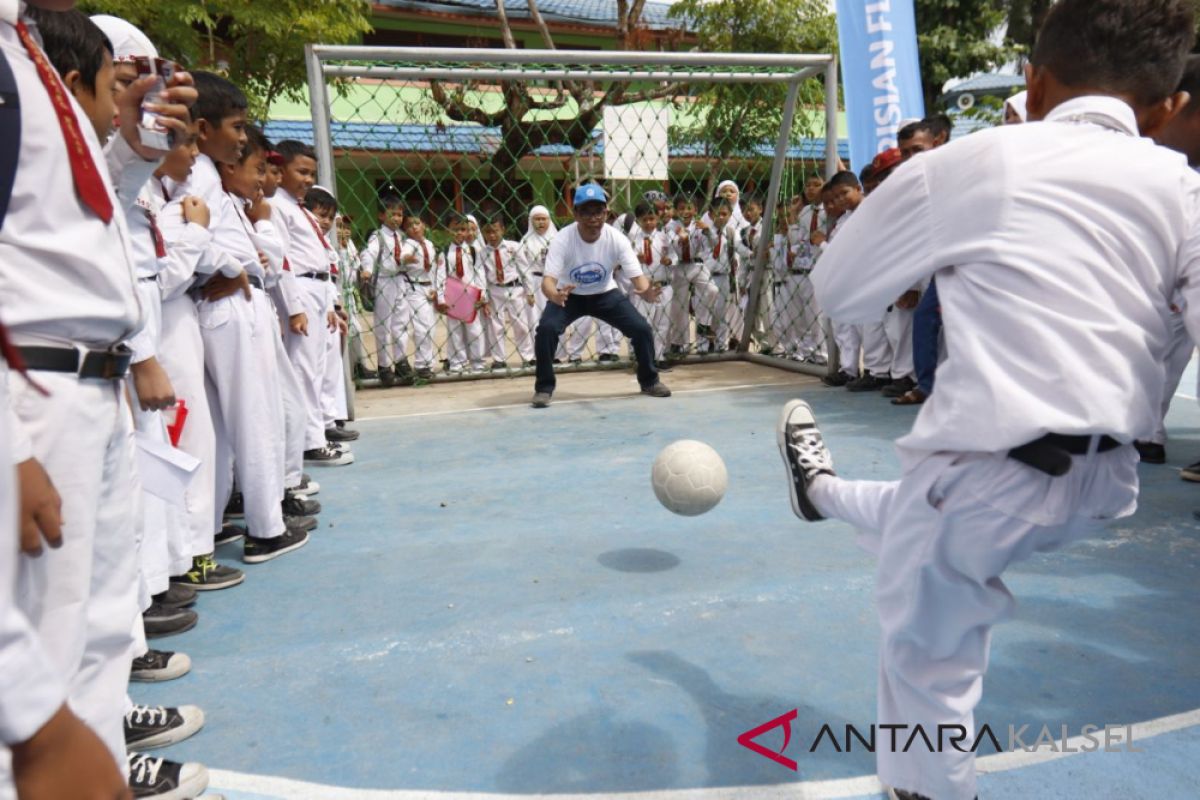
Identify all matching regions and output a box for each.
[570,262,606,285]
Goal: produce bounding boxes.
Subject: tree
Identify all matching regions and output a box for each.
[1003,0,1053,56]
[667,0,838,195]
[416,0,686,220]
[77,0,373,118]
[915,0,1018,112]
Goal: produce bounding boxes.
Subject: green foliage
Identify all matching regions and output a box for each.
[668,0,837,160]
[915,0,1018,111]
[77,0,373,119]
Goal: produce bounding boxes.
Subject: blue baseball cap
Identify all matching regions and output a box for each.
[573,183,608,206]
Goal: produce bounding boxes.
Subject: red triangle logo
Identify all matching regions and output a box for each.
[737,708,799,771]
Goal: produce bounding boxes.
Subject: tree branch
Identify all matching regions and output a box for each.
[494,0,518,49]
[429,79,507,126]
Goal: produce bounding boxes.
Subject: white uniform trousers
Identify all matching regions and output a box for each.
[274,331,307,490]
[321,282,348,424]
[777,273,823,360]
[447,315,486,371]
[1153,310,1194,445]
[808,446,1138,800]
[5,372,142,775]
[157,295,217,557]
[885,305,916,380]
[374,277,437,370]
[631,284,673,361]
[528,275,547,336]
[285,277,332,451]
[699,273,735,352]
[832,321,862,375]
[860,318,892,376]
[201,289,286,539]
[487,284,534,363]
[669,263,717,348]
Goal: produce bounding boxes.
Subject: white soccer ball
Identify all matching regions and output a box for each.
[651,440,728,516]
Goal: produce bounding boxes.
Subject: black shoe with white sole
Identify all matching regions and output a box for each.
[282,492,321,517]
[213,524,244,547]
[127,752,209,799]
[285,514,318,533]
[304,445,354,466]
[223,491,244,521]
[641,382,672,398]
[124,705,205,750]
[152,584,196,610]
[777,399,835,522]
[325,425,359,443]
[172,554,244,591]
[531,391,552,408]
[243,527,309,564]
[143,604,198,639]
[131,649,192,683]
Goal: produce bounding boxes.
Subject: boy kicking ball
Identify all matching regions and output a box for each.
[778,1,1200,798]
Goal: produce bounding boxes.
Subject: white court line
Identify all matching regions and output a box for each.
[358,380,810,422]
[208,707,1200,800]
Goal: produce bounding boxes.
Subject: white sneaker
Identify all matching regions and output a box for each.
[777,399,835,521]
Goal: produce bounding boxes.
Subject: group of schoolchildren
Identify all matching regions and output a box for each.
[1,7,360,799]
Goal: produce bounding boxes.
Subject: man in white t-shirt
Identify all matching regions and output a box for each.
[532,184,672,407]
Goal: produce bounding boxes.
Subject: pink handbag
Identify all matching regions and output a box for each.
[443,276,482,323]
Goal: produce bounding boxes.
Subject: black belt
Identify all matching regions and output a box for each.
[1008,433,1122,477]
[138,275,158,283]
[17,345,133,380]
[188,273,263,298]
[492,280,522,288]
[788,269,811,275]
[531,272,544,277]
[299,272,330,281]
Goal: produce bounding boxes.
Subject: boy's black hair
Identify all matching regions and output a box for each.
[305,186,337,211]
[402,213,424,229]
[240,124,268,162]
[742,195,763,209]
[924,113,953,142]
[27,8,112,92]
[447,212,470,227]
[379,191,405,211]
[478,216,504,230]
[634,201,655,219]
[805,173,826,185]
[275,140,317,164]
[859,163,877,185]
[673,194,696,208]
[824,171,862,192]
[709,196,733,212]
[1177,54,1200,115]
[898,119,936,142]
[1031,0,1194,106]
[192,71,248,126]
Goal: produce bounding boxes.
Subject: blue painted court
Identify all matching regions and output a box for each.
[133,364,1200,799]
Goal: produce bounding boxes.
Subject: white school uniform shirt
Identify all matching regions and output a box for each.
[627,227,673,283]
[692,221,739,275]
[399,237,439,286]
[814,94,1200,457]
[0,5,150,351]
[665,218,698,264]
[735,220,765,262]
[176,154,262,280]
[359,226,406,277]
[516,230,554,284]
[481,240,523,287]
[769,233,793,280]
[543,223,643,296]
[273,190,335,278]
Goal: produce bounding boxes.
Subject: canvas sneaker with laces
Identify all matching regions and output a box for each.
[131,649,192,683]
[777,399,835,522]
[124,704,204,750]
[171,554,245,591]
[282,492,321,517]
[127,752,209,799]
[304,445,354,466]
[243,527,309,564]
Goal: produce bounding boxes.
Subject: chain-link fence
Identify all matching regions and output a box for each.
[301,46,841,390]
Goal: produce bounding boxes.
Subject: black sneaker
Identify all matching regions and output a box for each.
[378,366,396,387]
[152,584,196,610]
[1182,460,1200,482]
[1134,441,1166,464]
[172,554,245,591]
[243,527,309,564]
[881,376,916,398]
[568,357,582,365]
[223,491,244,521]
[491,360,508,371]
[531,391,552,408]
[214,524,244,547]
[641,382,672,398]
[846,372,885,392]
[598,353,620,362]
[353,363,378,381]
[286,514,318,533]
[124,704,205,750]
[394,359,413,377]
[887,790,934,800]
[654,360,674,372]
[821,370,854,387]
[777,399,835,522]
[293,473,320,497]
[416,366,434,379]
[127,752,209,800]
[304,445,354,467]
[325,426,359,443]
[143,604,198,639]
[282,492,321,517]
[131,649,192,683]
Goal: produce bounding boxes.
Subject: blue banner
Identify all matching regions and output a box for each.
[835,0,925,171]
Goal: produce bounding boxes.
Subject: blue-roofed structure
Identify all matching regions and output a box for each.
[375,0,681,31]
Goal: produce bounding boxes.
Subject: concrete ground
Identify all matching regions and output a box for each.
[136,361,1200,799]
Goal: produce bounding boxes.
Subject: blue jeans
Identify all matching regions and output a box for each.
[913,278,941,396]
[534,289,658,394]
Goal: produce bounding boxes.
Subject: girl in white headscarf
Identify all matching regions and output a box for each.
[1005,91,1028,125]
[517,205,559,330]
[702,179,748,230]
